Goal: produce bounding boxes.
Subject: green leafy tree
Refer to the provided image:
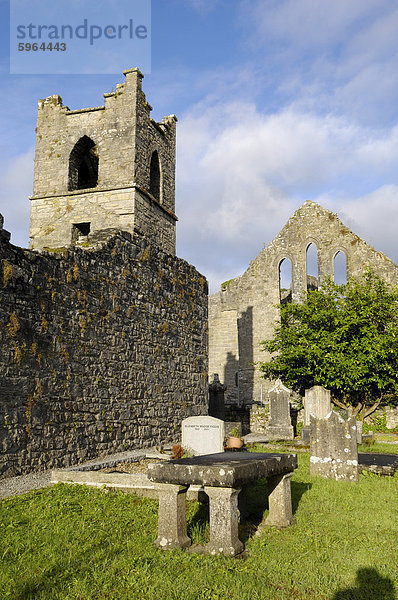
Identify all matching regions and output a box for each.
[259,271,398,419]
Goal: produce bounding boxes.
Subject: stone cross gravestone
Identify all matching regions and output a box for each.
[310,411,358,481]
[301,385,332,443]
[182,416,225,456]
[266,379,294,440]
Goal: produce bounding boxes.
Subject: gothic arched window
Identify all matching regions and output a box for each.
[306,243,319,291]
[279,258,292,304]
[68,136,98,191]
[334,251,347,285]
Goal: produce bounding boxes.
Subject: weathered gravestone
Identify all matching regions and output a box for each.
[182,416,225,456]
[301,385,332,443]
[266,379,294,441]
[310,411,358,481]
[208,373,226,421]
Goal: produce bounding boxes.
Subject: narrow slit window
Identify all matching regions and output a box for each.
[149,150,161,202]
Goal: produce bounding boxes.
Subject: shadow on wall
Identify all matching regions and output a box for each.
[224,351,239,404]
[223,306,255,406]
[237,305,254,405]
[332,568,396,600]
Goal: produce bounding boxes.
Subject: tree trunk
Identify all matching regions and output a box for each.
[352,402,363,417]
[331,397,349,410]
[361,398,382,419]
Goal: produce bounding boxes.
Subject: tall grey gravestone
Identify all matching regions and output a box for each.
[310,411,358,481]
[182,416,225,456]
[356,420,363,444]
[266,379,294,440]
[301,385,332,443]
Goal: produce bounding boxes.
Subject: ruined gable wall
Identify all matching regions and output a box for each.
[209,201,398,406]
[0,218,207,478]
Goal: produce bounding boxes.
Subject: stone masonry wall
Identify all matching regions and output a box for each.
[0,217,208,478]
[367,405,398,431]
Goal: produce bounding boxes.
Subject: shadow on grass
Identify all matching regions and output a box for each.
[332,568,396,600]
[187,500,210,544]
[291,480,312,513]
[12,563,74,600]
[238,478,312,543]
[185,478,312,546]
[10,544,124,600]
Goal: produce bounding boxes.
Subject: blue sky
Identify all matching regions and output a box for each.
[1,0,398,292]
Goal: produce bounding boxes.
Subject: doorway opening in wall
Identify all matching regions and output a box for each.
[72,222,91,243]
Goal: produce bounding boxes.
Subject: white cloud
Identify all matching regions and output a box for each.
[336,186,398,264]
[238,0,398,126]
[176,94,398,293]
[0,149,34,248]
[243,0,391,53]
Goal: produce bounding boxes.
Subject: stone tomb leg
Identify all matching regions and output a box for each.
[204,486,244,556]
[155,483,191,550]
[264,472,295,527]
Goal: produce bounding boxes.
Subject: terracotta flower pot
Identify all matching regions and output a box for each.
[229,436,243,449]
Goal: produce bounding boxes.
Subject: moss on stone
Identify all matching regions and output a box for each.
[221,277,236,290]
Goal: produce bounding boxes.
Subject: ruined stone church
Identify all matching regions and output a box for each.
[209,200,398,408]
[2,68,398,479]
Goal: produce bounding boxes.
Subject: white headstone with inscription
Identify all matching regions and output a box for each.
[182,416,225,456]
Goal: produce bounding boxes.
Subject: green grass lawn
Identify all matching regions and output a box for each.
[358,441,398,453]
[1,450,397,600]
[374,434,398,441]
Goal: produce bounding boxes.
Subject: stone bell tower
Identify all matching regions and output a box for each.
[29,68,178,254]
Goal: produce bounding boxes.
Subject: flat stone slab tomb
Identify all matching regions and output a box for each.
[359,453,398,476]
[147,451,298,556]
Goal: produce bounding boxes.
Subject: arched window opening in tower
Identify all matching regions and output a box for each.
[68,136,99,191]
[306,243,318,291]
[334,251,347,285]
[149,150,161,202]
[279,258,292,304]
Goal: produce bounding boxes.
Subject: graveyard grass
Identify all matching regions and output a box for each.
[1,447,397,600]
